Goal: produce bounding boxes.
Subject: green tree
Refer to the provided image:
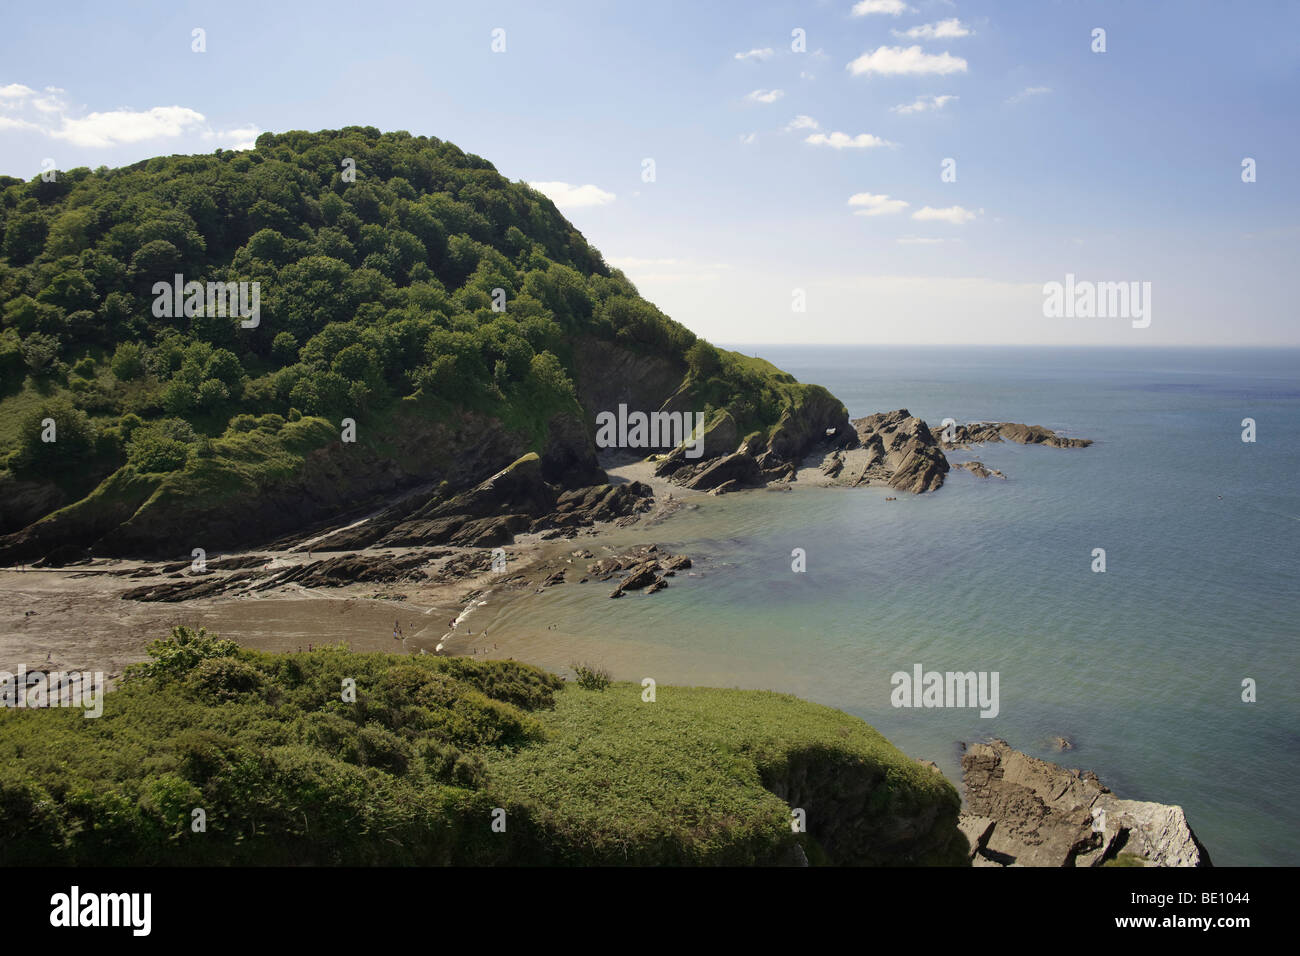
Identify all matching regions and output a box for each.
[10,401,98,478]
[20,332,61,374]
[110,342,146,380]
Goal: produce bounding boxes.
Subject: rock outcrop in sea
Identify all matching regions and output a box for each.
[935,421,1093,450]
[957,739,1211,867]
[793,410,1091,493]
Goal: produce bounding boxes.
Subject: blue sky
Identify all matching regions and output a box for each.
[2,0,1297,345]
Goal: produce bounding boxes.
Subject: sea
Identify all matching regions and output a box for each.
[485,346,1300,866]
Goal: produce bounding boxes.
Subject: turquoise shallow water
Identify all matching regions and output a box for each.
[490,347,1300,866]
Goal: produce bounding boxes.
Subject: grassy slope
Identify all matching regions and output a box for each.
[487,682,962,865]
[0,632,962,866]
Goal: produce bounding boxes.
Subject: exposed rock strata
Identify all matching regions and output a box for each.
[959,739,1210,867]
[293,453,653,553]
[801,412,1091,493]
[935,421,1092,449]
[951,460,1006,480]
[655,390,852,492]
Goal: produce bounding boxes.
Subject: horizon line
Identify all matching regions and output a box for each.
[717,342,1300,349]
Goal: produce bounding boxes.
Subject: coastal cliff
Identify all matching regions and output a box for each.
[958,740,1211,867]
[0,128,845,564]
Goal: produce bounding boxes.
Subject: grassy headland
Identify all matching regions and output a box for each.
[0,627,965,866]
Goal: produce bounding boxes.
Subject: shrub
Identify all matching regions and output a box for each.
[126,625,240,683]
[186,656,266,702]
[110,341,145,380]
[126,419,196,473]
[571,662,612,691]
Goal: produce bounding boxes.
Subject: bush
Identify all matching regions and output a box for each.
[126,418,197,473]
[186,656,266,702]
[20,332,61,374]
[126,625,240,683]
[571,662,612,691]
[10,400,98,478]
[685,340,722,380]
[110,342,145,380]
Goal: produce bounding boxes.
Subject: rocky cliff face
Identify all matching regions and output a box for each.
[654,386,853,493]
[958,740,1211,867]
[0,399,605,563]
[317,452,652,551]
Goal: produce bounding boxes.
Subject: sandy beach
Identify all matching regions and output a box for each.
[0,456,709,682]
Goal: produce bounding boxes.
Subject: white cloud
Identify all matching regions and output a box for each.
[734,48,774,61]
[0,83,261,154]
[0,83,37,101]
[911,205,977,224]
[746,88,784,104]
[892,18,971,40]
[849,192,909,216]
[852,0,912,16]
[807,131,896,149]
[784,114,820,131]
[0,116,41,132]
[847,45,967,76]
[203,125,262,150]
[50,106,208,147]
[896,237,959,244]
[1006,86,1052,104]
[739,132,757,145]
[800,71,815,80]
[891,94,957,114]
[528,181,616,209]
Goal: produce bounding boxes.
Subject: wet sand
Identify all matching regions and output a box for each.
[0,456,707,679]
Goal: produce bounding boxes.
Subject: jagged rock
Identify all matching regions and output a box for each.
[952,460,1006,480]
[654,385,851,492]
[651,409,738,479]
[936,421,1092,449]
[681,451,762,491]
[609,560,660,597]
[961,739,1210,867]
[537,568,566,590]
[545,482,653,527]
[851,410,950,494]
